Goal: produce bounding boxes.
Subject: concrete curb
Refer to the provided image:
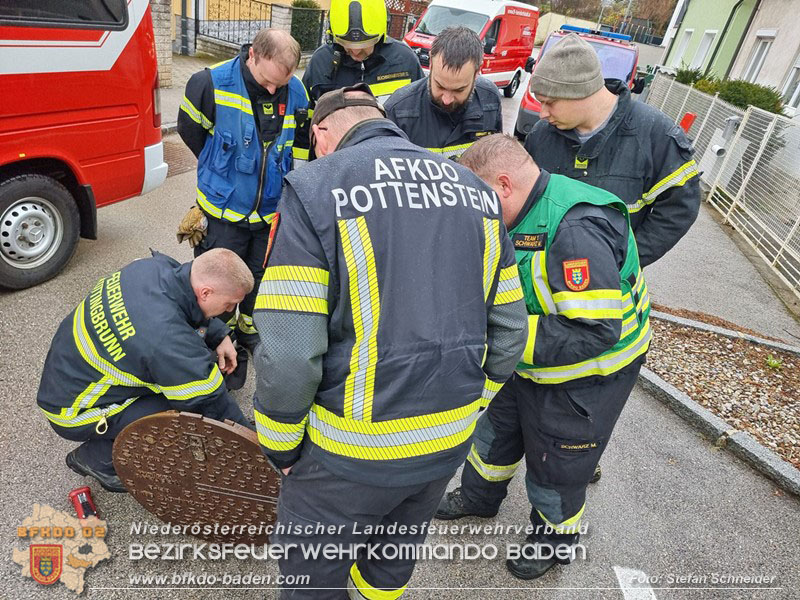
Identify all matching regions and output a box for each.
[639,367,800,497]
[651,310,800,356]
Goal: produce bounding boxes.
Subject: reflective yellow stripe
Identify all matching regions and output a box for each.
[348,562,406,600]
[479,378,504,408]
[425,141,474,159]
[282,115,296,129]
[629,160,698,213]
[517,320,651,384]
[211,58,233,69]
[368,78,412,99]
[521,314,539,364]
[537,503,585,534]
[255,265,330,315]
[494,264,524,305]
[73,302,155,389]
[482,218,501,302]
[339,218,380,422]
[552,289,623,320]
[531,250,556,315]
[254,409,307,452]
[292,147,309,160]
[197,189,275,225]
[214,89,253,115]
[307,398,482,461]
[159,366,224,401]
[237,313,257,335]
[41,397,137,428]
[180,96,213,131]
[467,444,520,482]
[196,188,222,219]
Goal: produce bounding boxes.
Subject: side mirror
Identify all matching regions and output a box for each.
[632,76,645,95]
[484,38,496,55]
[524,57,536,73]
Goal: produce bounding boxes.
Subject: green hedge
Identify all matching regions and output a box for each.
[291,0,323,52]
[692,78,784,114]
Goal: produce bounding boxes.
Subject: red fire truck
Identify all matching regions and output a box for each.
[0,0,167,289]
[404,0,538,99]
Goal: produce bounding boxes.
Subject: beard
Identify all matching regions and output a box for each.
[428,76,476,113]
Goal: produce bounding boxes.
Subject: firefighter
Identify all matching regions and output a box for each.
[523,32,700,484]
[177,28,309,352]
[385,26,503,161]
[436,134,651,580]
[37,249,254,493]
[251,85,527,597]
[524,33,700,269]
[302,0,423,107]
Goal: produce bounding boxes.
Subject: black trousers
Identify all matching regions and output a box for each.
[51,393,249,475]
[193,216,270,343]
[273,450,451,599]
[460,358,643,556]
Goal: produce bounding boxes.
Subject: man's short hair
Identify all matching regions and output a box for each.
[252,28,301,71]
[430,26,484,72]
[318,90,385,135]
[193,248,254,295]
[459,134,535,181]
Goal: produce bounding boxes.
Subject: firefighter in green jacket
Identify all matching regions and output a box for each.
[436,134,651,579]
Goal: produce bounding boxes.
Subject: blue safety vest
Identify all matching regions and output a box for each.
[196,56,309,224]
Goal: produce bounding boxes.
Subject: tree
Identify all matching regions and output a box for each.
[635,0,678,34]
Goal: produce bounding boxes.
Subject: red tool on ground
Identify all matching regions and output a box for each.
[69,486,98,519]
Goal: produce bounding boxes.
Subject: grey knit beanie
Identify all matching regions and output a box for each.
[530,33,604,99]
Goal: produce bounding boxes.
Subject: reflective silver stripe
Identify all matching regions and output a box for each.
[71,377,113,416]
[43,398,137,427]
[308,410,479,449]
[554,298,622,312]
[255,421,304,445]
[531,251,557,314]
[483,218,501,301]
[519,324,651,382]
[467,444,520,482]
[73,303,153,388]
[158,368,223,401]
[213,89,253,115]
[496,276,520,296]
[259,279,328,301]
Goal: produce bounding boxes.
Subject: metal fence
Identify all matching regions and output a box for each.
[646,72,800,299]
[198,0,271,46]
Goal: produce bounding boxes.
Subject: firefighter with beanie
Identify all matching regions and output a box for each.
[523,31,699,483]
[37,249,254,493]
[302,0,423,107]
[177,29,310,352]
[385,26,503,161]
[524,33,700,269]
[436,134,651,580]
[251,85,527,597]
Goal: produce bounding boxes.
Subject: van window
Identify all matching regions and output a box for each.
[541,34,636,82]
[0,0,128,30]
[415,6,489,37]
[485,19,501,43]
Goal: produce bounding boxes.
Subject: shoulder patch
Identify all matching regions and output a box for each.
[563,258,590,291]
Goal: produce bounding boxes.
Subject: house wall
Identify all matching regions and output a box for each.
[534,12,599,45]
[728,0,800,89]
[666,0,757,76]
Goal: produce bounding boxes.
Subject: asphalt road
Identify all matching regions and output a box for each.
[1,84,799,600]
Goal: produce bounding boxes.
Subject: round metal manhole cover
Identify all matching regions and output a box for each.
[112,411,279,545]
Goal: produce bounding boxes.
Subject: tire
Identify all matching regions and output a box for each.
[0,174,80,290]
[504,72,521,98]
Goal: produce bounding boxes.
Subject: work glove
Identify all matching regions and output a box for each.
[176,205,208,248]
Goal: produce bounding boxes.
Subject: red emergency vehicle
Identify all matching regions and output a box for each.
[514,25,645,139]
[403,0,538,98]
[0,0,167,290]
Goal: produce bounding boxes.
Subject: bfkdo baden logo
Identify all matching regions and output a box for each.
[13,491,110,595]
[30,545,63,585]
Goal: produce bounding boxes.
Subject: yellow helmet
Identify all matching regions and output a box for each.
[329,0,387,48]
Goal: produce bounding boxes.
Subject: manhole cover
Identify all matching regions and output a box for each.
[113,411,279,544]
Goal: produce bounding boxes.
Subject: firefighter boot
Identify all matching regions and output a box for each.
[66,442,127,493]
[506,552,559,580]
[435,487,498,520]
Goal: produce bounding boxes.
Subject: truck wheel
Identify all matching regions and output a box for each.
[0,174,80,290]
[504,73,521,98]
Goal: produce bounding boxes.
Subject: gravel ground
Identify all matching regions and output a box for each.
[648,317,800,470]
